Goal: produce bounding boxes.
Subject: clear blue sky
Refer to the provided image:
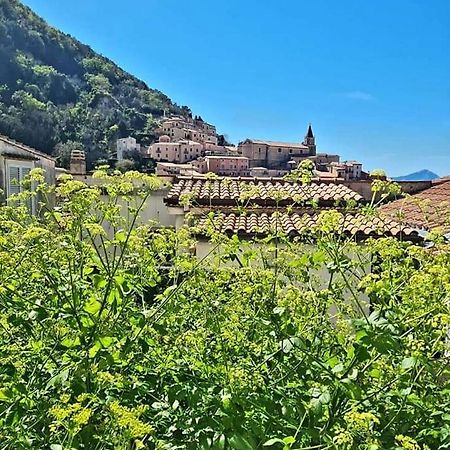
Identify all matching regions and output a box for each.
[23,0,450,177]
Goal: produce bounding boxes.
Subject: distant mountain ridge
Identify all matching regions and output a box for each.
[0,0,191,167]
[393,170,439,181]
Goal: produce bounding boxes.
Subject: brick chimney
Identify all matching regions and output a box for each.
[70,149,86,175]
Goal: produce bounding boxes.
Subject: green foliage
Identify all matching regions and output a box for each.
[370,169,386,178]
[0,0,186,168]
[0,171,449,449]
[115,158,136,173]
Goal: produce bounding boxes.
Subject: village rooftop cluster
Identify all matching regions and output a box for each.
[115,114,365,181]
[1,126,449,249]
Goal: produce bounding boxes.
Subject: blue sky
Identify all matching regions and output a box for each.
[23,0,450,176]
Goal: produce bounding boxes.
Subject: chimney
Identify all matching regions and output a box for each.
[70,149,86,175]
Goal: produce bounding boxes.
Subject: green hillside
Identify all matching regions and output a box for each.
[0,0,189,168]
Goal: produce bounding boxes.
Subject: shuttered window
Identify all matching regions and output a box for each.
[7,166,33,196]
[6,165,35,213]
[8,166,21,196]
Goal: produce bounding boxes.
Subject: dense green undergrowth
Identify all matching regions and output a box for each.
[0,170,449,449]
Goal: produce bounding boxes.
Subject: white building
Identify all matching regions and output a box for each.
[0,134,56,213]
[116,137,141,161]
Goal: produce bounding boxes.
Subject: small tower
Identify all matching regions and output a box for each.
[70,149,86,175]
[303,124,316,155]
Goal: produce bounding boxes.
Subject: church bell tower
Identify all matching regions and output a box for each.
[303,124,316,155]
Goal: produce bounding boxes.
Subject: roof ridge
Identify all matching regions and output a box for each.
[0,134,56,161]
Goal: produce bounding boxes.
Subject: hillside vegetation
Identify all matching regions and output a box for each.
[0,0,189,167]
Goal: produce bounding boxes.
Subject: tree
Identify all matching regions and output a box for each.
[115,158,135,172]
[0,0,188,161]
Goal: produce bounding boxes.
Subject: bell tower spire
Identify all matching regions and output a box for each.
[304,123,316,155]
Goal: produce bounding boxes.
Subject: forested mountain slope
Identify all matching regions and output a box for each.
[0,0,188,167]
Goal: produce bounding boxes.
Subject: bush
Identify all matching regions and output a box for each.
[0,170,449,449]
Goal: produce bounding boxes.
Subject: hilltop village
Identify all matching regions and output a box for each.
[114,115,365,181]
[2,110,449,244]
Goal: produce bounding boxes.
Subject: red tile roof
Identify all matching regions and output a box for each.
[380,181,450,233]
[165,177,364,207]
[195,211,420,241]
[243,139,309,149]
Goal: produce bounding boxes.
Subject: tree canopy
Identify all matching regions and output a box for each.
[0,0,190,168]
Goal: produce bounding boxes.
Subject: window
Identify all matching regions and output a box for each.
[7,165,33,197]
[278,148,282,153]
[6,163,34,213]
[289,149,293,154]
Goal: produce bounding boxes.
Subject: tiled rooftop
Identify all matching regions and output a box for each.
[243,139,309,149]
[165,177,364,207]
[195,211,420,241]
[380,180,450,233]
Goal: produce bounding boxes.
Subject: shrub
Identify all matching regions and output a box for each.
[0,170,449,449]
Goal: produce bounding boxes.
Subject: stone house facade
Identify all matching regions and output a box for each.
[147,136,204,163]
[116,137,141,161]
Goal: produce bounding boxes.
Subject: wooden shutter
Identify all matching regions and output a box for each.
[21,167,33,212]
[21,167,31,180]
[8,166,21,196]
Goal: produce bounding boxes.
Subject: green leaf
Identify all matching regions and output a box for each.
[355,330,368,341]
[332,363,344,375]
[283,436,295,445]
[319,390,331,404]
[47,368,70,388]
[99,336,113,348]
[89,342,101,358]
[229,433,254,450]
[115,230,127,242]
[401,357,417,369]
[0,389,11,401]
[92,274,107,289]
[61,336,81,348]
[281,337,301,353]
[84,298,102,315]
[213,434,226,450]
[50,445,63,450]
[327,356,340,368]
[264,438,285,446]
[114,274,125,286]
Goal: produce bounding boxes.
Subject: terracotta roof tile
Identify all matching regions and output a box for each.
[195,211,420,241]
[165,177,364,207]
[245,139,309,149]
[380,181,450,233]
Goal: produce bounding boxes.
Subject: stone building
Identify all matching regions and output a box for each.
[155,162,200,177]
[0,134,56,211]
[236,125,367,180]
[309,153,340,169]
[202,156,250,177]
[238,125,319,169]
[116,137,141,161]
[147,135,203,163]
[326,161,364,181]
[159,116,218,146]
